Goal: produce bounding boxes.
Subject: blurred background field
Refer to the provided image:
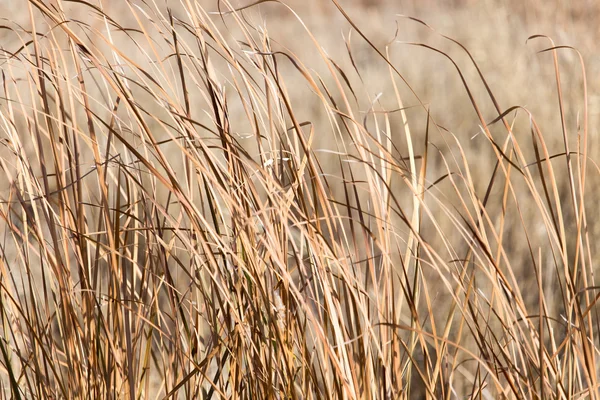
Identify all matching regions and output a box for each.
[0,0,599,398]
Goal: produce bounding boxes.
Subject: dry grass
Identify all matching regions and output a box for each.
[0,0,598,398]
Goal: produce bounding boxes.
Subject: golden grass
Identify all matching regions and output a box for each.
[0,0,598,398]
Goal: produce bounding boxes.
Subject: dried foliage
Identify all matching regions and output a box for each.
[0,0,598,399]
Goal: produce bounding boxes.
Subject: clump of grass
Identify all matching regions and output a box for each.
[0,0,597,399]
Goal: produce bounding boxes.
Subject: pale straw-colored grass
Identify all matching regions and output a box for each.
[0,0,598,398]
